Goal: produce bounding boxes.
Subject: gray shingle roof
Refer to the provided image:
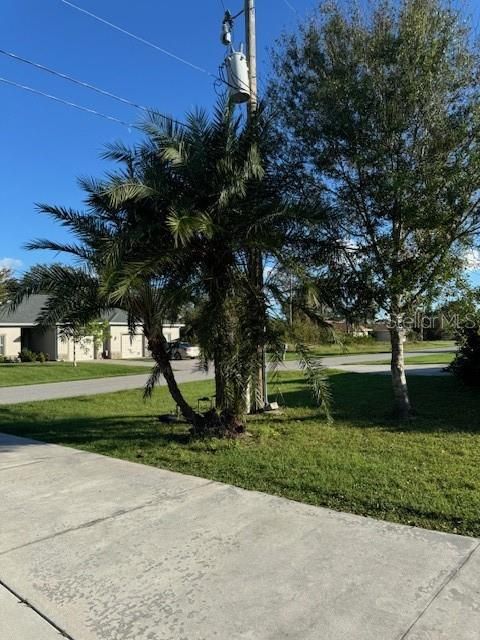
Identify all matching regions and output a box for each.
[102,308,129,324]
[0,294,182,327]
[0,295,51,325]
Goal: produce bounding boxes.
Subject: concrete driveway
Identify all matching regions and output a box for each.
[1,432,479,640]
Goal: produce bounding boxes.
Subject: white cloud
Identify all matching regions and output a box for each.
[0,257,23,273]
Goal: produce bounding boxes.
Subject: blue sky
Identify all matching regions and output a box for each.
[0,0,313,275]
[1,0,479,286]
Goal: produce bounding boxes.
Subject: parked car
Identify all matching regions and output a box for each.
[167,341,200,360]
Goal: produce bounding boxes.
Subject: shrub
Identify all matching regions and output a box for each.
[18,348,50,363]
[0,355,14,364]
[449,324,480,386]
[19,348,37,363]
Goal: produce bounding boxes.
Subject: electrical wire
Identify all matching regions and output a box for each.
[0,47,189,129]
[282,0,298,14]
[60,0,217,79]
[1,2,260,128]
[0,48,151,110]
[60,0,254,97]
[0,76,133,127]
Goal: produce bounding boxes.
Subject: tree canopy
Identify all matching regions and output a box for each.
[270,0,480,415]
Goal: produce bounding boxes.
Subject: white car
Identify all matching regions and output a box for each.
[168,341,200,360]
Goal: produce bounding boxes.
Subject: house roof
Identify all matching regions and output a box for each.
[0,295,50,326]
[102,308,129,324]
[0,294,183,327]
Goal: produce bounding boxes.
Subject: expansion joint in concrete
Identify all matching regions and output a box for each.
[0,579,76,640]
[398,539,480,640]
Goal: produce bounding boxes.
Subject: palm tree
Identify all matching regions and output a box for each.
[16,99,332,435]
[103,101,278,427]
[14,135,204,426]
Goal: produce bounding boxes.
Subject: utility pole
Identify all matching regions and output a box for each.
[245,0,257,115]
[289,273,293,327]
[245,0,267,410]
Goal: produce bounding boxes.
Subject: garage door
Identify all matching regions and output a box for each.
[121,334,143,359]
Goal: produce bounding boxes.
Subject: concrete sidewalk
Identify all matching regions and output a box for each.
[1,433,478,639]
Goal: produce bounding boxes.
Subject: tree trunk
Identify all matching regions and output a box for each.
[390,316,411,418]
[247,247,266,412]
[73,340,77,368]
[148,335,199,425]
[214,349,225,411]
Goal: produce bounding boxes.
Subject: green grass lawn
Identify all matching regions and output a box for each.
[281,339,455,360]
[356,353,455,366]
[1,370,479,537]
[0,362,149,387]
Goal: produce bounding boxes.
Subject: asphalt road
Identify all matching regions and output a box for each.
[0,350,453,405]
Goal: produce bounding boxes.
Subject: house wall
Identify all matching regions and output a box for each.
[57,335,95,362]
[108,325,126,360]
[0,327,22,358]
[108,325,183,359]
[162,325,181,344]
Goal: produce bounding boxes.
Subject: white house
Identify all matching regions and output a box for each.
[0,295,183,361]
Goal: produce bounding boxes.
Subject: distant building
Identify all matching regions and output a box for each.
[326,319,372,338]
[0,295,183,361]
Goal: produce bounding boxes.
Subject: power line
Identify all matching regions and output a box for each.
[1,4,258,130]
[282,0,298,14]
[0,47,189,130]
[0,76,133,127]
[59,0,252,96]
[0,47,150,111]
[60,0,217,79]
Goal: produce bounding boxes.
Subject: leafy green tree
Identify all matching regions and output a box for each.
[57,319,110,366]
[270,0,480,416]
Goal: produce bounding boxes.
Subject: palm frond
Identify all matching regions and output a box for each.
[161,142,189,167]
[296,342,332,422]
[103,181,156,208]
[144,363,162,398]
[166,210,202,246]
[100,141,136,164]
[12,264,104,327]
[24,239,93,261]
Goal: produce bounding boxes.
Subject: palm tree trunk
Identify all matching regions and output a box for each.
[214,349,225,410]
[390,312,411,418]
[148,335,199,425]
[247,248,266,412]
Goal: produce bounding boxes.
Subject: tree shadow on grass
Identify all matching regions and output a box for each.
[0,410,191,449]
[273,372,480,434]
[1,373,479,451]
